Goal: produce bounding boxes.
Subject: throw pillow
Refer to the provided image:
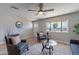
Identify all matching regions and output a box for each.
[11,35,21,45]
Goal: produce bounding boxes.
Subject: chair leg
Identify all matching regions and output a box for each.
[27,47,29,51]
[42,47,44,51]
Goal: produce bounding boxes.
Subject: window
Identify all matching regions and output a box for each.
[62,20,68,32]
[46,20,68,32]
[33,23,38,28]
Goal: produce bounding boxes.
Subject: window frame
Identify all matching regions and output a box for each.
[46,20,69,33]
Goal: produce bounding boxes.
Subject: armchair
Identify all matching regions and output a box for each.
[37,32,48,42]
[5,34,29,55]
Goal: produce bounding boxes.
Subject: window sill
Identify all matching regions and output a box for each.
[47,31,69,33]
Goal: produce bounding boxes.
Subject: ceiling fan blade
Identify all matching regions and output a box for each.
[43,9,54,12]
[28,9,37,12]
[11,6,19,10]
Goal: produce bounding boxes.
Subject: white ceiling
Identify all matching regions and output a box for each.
[0,3,79,21]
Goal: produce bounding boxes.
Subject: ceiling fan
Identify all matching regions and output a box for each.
[11,3,54,15]
[28,3,54,15]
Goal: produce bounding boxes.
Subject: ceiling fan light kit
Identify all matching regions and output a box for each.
[38,11,44,15]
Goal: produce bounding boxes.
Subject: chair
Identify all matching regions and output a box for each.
[37,32,47,42]
[5,34,29,55]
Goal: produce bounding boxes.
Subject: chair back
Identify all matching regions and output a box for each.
[5,36,13,45]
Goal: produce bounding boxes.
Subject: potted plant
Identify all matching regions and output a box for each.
[73,23,79,34]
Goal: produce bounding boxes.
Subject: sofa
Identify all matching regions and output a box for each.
[70,39,79,55]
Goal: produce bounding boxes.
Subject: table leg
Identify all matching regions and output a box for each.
[52,47,53,51]
[49,48,51,55]
[42,46,44,51]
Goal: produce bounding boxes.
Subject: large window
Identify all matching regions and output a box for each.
[46,20,68,32]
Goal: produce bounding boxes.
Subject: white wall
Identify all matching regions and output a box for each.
[33,12,79,44]
[0,5,32,44]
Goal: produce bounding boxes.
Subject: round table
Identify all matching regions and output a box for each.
[42,40,57,55]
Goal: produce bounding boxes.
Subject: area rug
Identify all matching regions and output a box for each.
[22,43,72,55]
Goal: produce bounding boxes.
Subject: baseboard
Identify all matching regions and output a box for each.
[0,41,6,45]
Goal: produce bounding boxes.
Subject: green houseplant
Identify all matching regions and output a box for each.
[73,23,79,34]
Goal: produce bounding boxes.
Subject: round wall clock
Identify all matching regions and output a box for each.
[15,21,23,28]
